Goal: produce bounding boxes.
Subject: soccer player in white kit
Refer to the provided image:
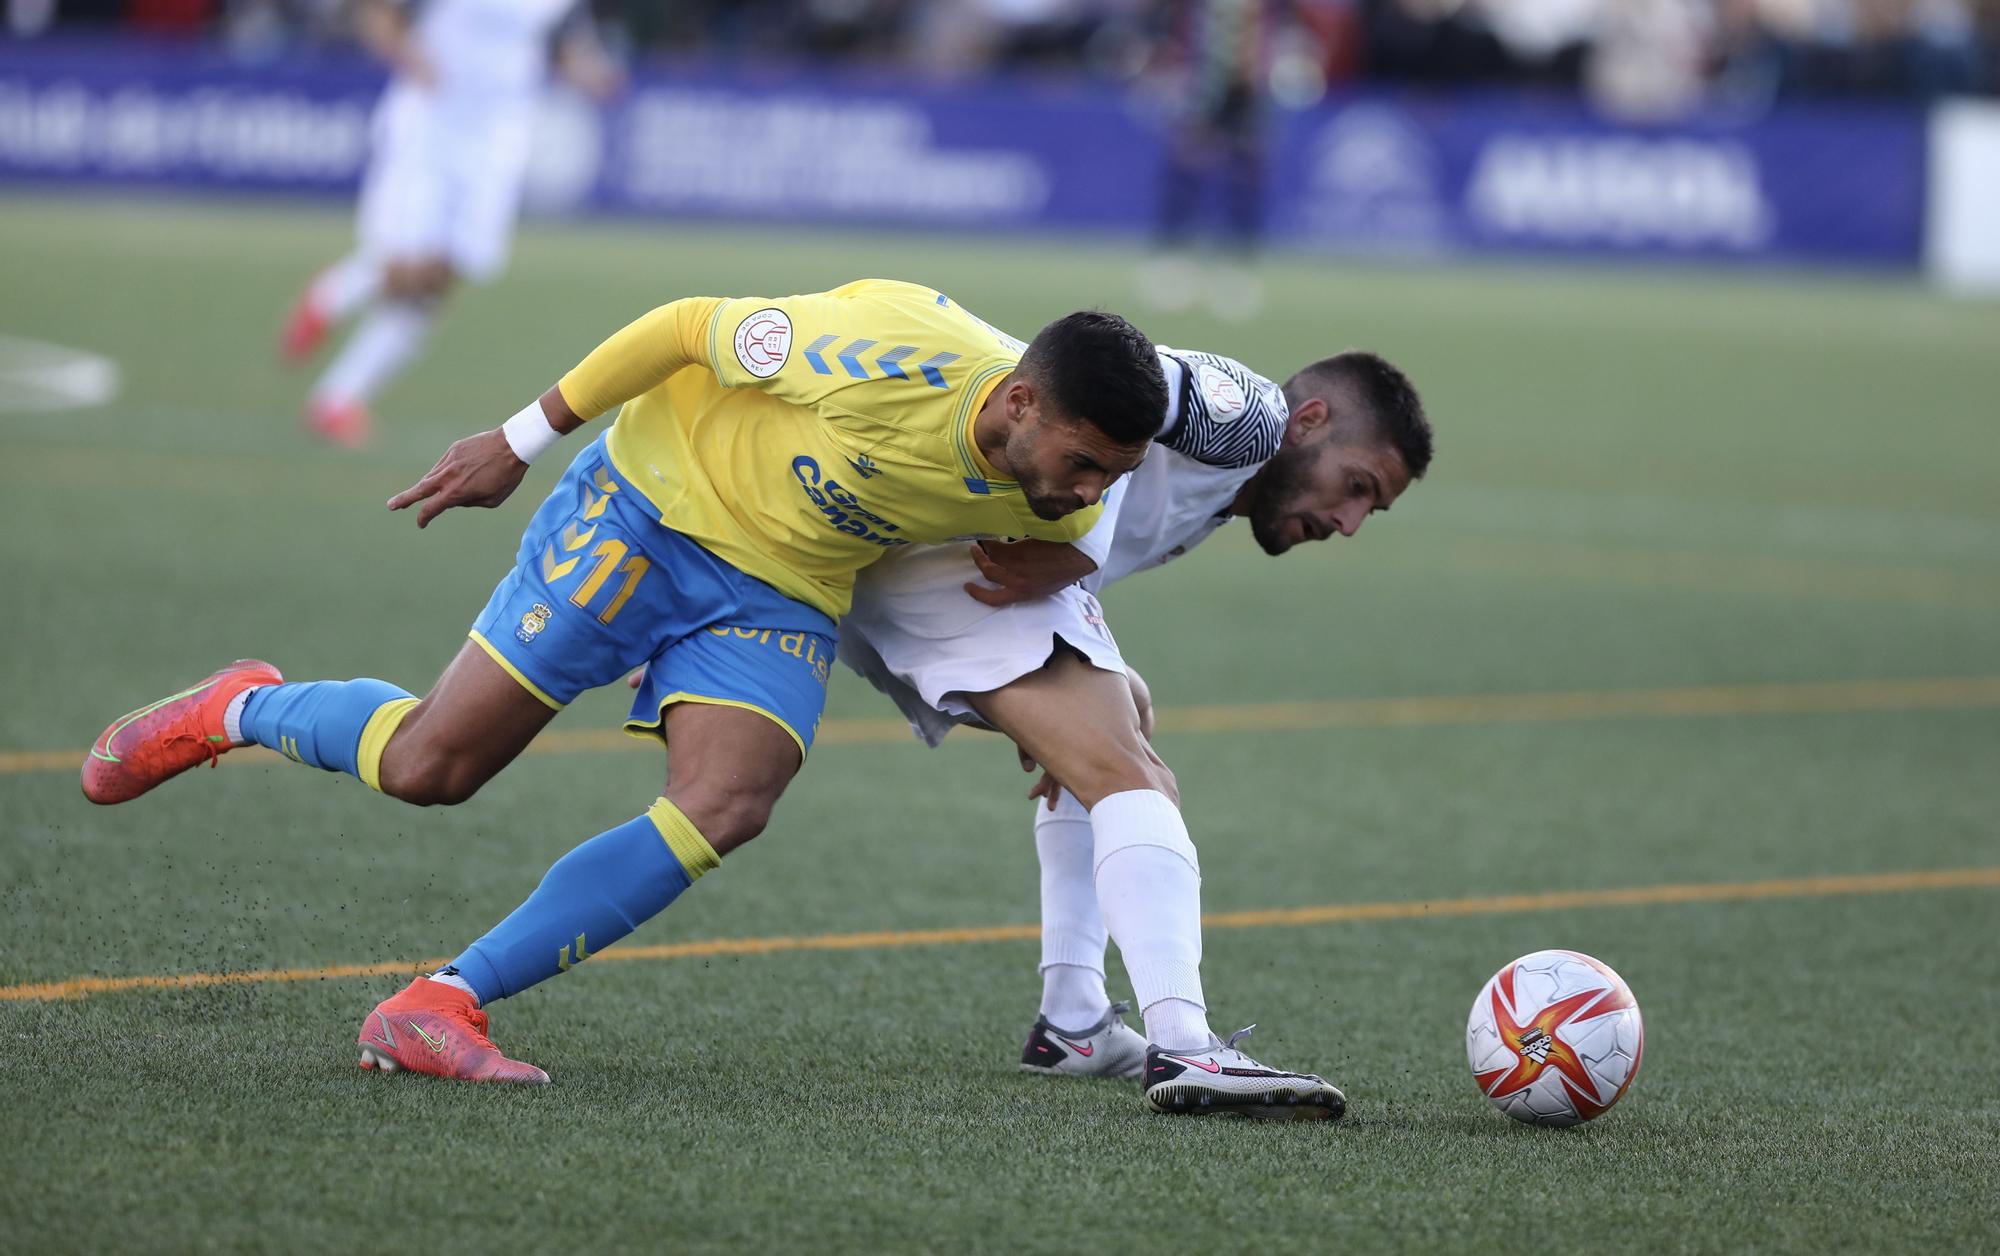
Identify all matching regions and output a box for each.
[280,0,617,446]
[839,345,1432,1119]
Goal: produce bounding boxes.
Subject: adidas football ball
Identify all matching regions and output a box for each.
[1466,949,1644,1126]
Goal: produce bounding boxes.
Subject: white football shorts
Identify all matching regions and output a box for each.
[839,544,1126,747]
[355,83,533,282]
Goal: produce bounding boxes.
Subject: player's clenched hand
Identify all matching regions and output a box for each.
[963,539,1097,608]
[388,428,529,529]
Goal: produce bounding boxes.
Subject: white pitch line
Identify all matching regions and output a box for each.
[0,335,121,413]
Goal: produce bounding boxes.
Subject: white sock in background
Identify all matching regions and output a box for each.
[1089,788,1213,1052]
[311,253,385,323]
[312,300,435,410]
[1035,791,1112,1028]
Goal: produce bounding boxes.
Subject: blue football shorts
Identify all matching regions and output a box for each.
[469,434,838,757]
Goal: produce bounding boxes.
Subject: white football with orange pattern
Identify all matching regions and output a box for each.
[1466,949,1644,1126]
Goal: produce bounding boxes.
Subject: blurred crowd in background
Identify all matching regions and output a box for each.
[9,0,1997,116]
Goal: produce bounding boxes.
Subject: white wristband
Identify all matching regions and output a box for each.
[501,400,563,465]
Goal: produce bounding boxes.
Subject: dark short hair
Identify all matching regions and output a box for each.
[1019,311,1166,446]
[1284,351,1433,479]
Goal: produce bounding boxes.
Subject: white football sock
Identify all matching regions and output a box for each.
[428,969,478,1002]
[1145,998,1215,1053]
[1035,790,1113,1027]
[312,299,435,409]
[1041,966,1110,1031]
[311,253,384,322]
[221,687,267,747]
[1089,788,1212,1052]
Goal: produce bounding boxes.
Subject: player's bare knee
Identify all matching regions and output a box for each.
[379,765,479,807]
[1063,748,1177,811]
[382,262,417,299]
[670,781,778,855]
[377,740,488,807]
[383,259,452,302]
[427,763,489,807]
[1128,755,1178,807]
[413,261,454,299]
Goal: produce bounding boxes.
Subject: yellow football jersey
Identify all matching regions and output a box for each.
[556,279,1099,620]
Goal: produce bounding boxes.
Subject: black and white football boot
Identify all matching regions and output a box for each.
[1019,1001,1148,1079]
[1142,1025,1346,1121]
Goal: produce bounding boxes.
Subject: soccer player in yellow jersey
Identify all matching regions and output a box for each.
[82,279,1168,1084]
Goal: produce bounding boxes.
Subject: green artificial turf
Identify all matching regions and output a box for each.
[2,195,1997,1254]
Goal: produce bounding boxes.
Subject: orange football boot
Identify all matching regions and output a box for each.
[357,979,550,1084]
[307,396,372,448]
[81,659,283,805]
[279,278,331,362]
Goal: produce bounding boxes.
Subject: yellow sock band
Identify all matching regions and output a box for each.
[356,697,421,793]
[647,797,721,879]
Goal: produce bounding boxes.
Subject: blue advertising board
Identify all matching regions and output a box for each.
[0,38,1929,267]
[1270,94,1926,266]
[0,40,380,193]
[591,71,1162,230]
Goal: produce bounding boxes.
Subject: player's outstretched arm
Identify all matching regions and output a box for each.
[965,475,1124,605]
[388,386,582,529]
[388,297,723,528]
[963,539,1099,607]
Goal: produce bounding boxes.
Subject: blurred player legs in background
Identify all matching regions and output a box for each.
[1138,0,1273,322]
[280,0,616,446]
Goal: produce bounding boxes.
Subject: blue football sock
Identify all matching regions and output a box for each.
[445,798,721,1004]
[237,678,417,788]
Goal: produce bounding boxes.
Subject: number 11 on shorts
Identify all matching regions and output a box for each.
[571,539,651,625]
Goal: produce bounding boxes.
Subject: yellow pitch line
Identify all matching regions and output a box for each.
[9,675,2000,777]
[4,866,1995,1004]
[1436,535,2000,611]
[0,748,87,773]
[1150,675,2000,736]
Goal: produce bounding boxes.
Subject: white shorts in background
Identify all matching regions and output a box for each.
[355,84,534,282]
[839,544,1126,747]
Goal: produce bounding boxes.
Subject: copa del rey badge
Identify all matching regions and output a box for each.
[733,308,793,378]
[1195,362,1246,421]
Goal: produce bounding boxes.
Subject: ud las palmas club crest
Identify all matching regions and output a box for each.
[516,603,554,645]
